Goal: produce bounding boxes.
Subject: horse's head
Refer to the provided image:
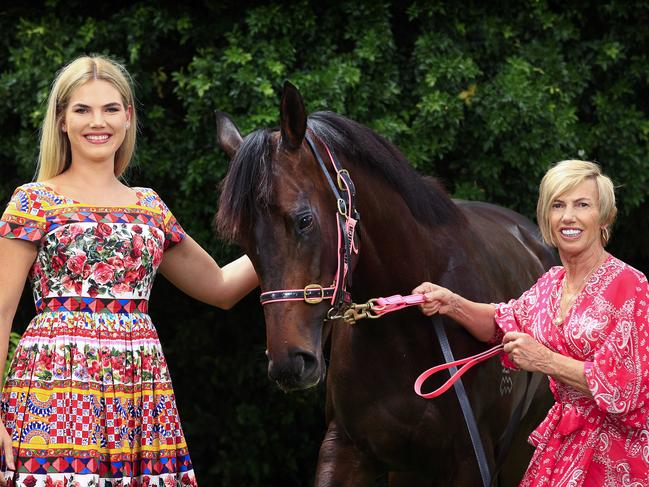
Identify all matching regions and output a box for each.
[215,82,351,391]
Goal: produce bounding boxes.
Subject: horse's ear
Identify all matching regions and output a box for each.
[280,81,307,151]
[215,111,243,160]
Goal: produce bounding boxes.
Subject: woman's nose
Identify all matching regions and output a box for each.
[561,207,575,222]
[90,111,106,127]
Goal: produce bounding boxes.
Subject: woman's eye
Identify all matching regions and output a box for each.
[74,108,87,114]
[297,214,313,231]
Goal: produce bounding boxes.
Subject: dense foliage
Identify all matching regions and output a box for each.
[2,1,648,484]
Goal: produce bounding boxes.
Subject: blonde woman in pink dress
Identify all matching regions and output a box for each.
[0,56,258,486]
[414,160,649,486]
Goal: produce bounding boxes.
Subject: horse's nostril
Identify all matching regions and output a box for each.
[267,350,321,391]
[295,351,318,377]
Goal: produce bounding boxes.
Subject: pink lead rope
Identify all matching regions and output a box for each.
[371,293,505,399]
[413,343,505,398]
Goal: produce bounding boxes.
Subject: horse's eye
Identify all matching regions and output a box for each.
[297,214,314,231]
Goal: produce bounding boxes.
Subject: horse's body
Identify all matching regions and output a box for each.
[216,83,555,486]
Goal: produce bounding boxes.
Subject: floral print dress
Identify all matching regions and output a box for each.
[495,256,649,487]
[0,183,197,487]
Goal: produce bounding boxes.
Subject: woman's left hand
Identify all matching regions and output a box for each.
[502,332,555,374]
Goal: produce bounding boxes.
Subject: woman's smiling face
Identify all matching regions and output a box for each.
[550,178,603,258]
[63,79,132,167]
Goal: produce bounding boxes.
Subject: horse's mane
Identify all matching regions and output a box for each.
[217,111,463,242]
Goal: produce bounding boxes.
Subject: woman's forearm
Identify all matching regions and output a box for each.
[543,352,590,396]
[159,237,259,310]
[444,295,497,342]
[217,255,259,309]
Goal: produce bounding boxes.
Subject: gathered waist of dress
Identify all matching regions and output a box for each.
[35,296,149,314]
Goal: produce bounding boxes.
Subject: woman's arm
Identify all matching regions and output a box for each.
[158,234,258,310]
[502,331,590,395]
[0,237,37,473]
[412,282,497,342]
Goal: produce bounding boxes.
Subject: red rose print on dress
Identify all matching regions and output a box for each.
[96,222,113,237]
[113,282,131,294]
[66,251,87,275]
[107,256,125,269]
[92,262,115,285]
[68,224,84,238]
[133,234,144,252]
[124,255,141,270]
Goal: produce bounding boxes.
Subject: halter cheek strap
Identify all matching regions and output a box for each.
[258,132,359,317]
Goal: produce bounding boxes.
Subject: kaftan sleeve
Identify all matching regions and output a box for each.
[494,266,562,336]
[583,268,649,428]
[0,184,47,243]
[491,266,562,366]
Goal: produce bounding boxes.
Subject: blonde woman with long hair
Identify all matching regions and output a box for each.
[0,55,258,486]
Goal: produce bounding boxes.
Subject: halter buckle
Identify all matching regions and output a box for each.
[336,198,349,218]
[336,169,351,191]
[304,284,325,304]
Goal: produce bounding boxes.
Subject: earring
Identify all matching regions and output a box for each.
[61,125,66,132]
[125,123,130,129]
[601,227,610,245]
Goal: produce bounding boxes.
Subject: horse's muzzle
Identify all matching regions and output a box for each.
[268,350,323,392]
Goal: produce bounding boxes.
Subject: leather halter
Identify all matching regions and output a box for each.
[259,132,359,319]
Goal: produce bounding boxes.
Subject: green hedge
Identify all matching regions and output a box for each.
[2,1,648,484]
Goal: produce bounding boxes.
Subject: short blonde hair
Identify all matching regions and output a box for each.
[37,55,137,181]
[537,160,617,247]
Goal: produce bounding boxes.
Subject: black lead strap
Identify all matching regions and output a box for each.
[432,315,492,487]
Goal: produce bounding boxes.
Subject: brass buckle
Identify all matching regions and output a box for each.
[336,198,349,218]
[304,284,325,304]
[336,169,351,191]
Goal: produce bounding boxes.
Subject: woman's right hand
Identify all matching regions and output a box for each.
[412,282,458,316]
[0,419,14,485]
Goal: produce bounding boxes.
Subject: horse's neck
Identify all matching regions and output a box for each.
[351,172,461,299]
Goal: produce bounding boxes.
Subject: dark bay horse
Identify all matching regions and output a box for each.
[215,82,555,486]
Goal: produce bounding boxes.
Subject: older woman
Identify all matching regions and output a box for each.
[413,160,649,486]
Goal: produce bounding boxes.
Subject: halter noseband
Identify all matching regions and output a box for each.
[259,131,360,319]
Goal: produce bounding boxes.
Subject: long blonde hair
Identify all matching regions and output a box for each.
[37,55,137,181]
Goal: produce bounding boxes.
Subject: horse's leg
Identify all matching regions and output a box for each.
[314,420,383,487]
[388,472,433,486]
[387,458,485,487]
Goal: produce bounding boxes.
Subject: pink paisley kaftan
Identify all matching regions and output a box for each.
[494,255,649,486]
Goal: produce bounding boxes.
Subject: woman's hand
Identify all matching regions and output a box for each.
[412,282,458,316]
[502,332,554,373]
[0,420,14,486]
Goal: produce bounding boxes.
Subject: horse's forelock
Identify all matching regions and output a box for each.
[216,128,276,242]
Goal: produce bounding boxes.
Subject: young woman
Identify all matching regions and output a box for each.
[0,55,258,486]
